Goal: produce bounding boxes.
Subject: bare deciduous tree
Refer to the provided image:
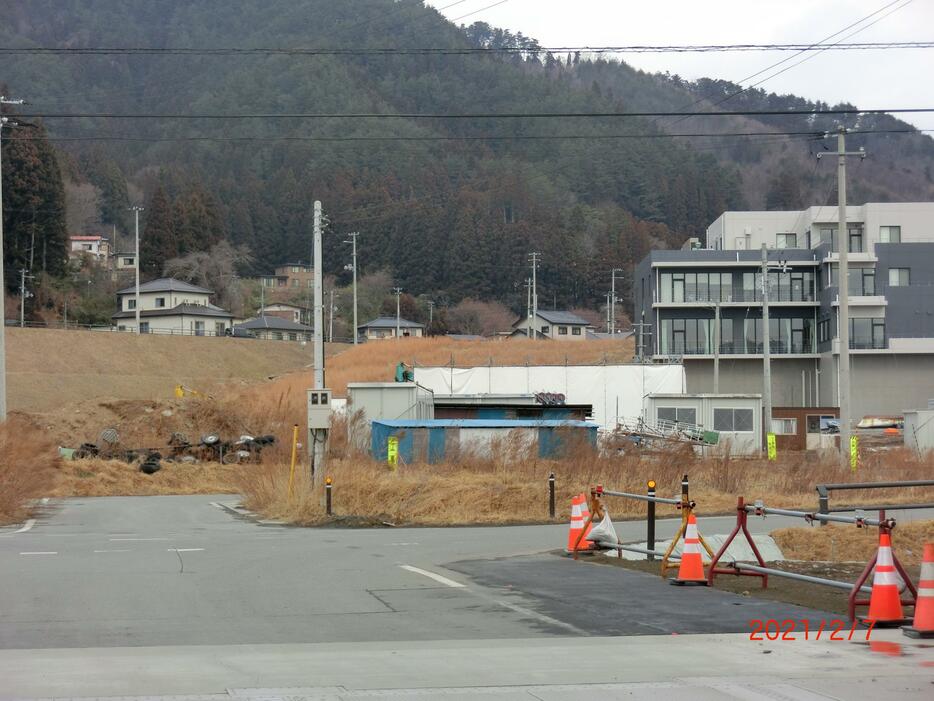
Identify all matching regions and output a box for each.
[163,241,253,316]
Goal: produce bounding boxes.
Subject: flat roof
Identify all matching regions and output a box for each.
[372,419,598,429]
[649,393,762,399]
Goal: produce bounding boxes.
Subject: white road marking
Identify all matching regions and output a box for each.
[14,519,36,533]
[168,548,205,552]
[20,551,57,556]
[109,537,169,541]
[209,502,224,509]
[497,600,586,634]
[399,565,466,588]
[94,549,131,553]
[391,542,420,546]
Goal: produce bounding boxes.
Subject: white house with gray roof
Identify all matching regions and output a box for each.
[235,315,314,342]
[112,278,233,336]
[358,317,425,341]
[511,310,593,341]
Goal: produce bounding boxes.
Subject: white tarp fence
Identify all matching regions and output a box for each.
[414,364,685,430]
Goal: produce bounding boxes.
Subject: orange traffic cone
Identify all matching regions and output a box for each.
[670,513,707,585]
[903,542,934,638]
[862,533,908,626]
[566,493,594,552]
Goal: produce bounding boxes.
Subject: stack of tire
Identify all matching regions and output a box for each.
[139,451,162,475]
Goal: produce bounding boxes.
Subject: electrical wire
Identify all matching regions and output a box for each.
[14,107,934,121]
[449,0,511,23]
[4,41,931,56]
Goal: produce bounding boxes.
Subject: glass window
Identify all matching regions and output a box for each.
[155,297,166,308]
[194,321,205,337]
[848,228,863,253]
[771,418,797,435]
[696,273,708,302]
[127,299,136,310]
[541,326,550,335]
[888,268,910,286]
[776,233,797,248]
[657,407,696,425]
[879,226,901,243]
[684,273,697,302]
[672,274,684,303]
[572,327,582,336]
[215,322,226,336]
[139,322,149,334]
[714,407,755,432]
[819,228,835,250]
[558,326,568,335]
[660,273,672,303]
[123,257,134,265]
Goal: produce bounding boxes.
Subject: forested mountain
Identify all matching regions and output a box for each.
[2,0,933,315]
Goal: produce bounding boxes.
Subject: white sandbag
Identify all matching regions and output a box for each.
[587,511,619,546]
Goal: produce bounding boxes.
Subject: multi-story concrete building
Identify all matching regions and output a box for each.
[634,202,934,422]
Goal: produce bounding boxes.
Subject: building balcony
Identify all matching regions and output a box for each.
[658,341,818,357]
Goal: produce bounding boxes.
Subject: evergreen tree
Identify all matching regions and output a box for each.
[140,185,178,277]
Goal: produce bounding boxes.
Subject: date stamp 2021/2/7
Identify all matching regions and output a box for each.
[749,619,875,641]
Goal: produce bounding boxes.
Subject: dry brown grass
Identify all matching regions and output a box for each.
[0,417,60,524]
[6,327,325,412]
[51,457,241,497]
[772,520,934,566]
[226,336,634,424]
[238,439,934,527]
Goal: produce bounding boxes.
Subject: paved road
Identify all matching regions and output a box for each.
[1,495,931,698]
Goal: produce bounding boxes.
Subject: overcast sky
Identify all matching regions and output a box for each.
[427,0,934,131]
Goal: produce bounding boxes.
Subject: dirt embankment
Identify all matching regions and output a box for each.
[6,327,341,412]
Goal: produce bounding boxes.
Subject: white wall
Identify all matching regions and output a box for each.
[414,364,685,430]
[120,290,211,312]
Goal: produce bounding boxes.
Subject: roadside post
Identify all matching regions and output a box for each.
[548,473,556,519]
[325,476,332,516]
[287,424,299,499]
[387,436,399,470]
[647,480,656,561]
[767,433,777,461]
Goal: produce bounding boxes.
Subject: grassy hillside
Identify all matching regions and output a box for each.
[5,327,330,411]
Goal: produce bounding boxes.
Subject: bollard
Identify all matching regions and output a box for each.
[817,485,829,527]
[325,476,332,516]
[287,423,299,499]
[548,473,556,519]
[647,479,656,561]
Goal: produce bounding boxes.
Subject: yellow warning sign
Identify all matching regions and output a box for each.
[387,436,399,469]
[767,433,777,461]
[850,435,859,472]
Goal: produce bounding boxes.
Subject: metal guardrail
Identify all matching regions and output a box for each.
[816,480,934,522]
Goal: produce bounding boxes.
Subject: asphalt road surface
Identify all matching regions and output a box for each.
[1,495,932,699]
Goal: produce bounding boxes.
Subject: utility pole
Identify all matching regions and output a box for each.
[312,201,324,388]
[760,243,773,438]
[327,288,335,343]
[0,97,27,422]
[343,232,359,345]
[18,269,34,328]
[528,252,540,337]
[524,278,532,320]
[605,292,611,332]
[427,299,434,328]
[610,268,623,335]
[129,206,144,333]
[392,287,403,339]
[818,127,865,464]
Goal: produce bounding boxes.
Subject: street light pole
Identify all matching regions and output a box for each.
[344,232,359,345]
[129,206,144,333]
[0,98,27,421]
[392,287,403,339]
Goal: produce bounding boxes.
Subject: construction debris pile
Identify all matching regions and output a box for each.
[61,427,277,475]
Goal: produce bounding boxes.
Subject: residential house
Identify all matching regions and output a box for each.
[234,315,314,342]
[633,201,934,422]
[115,252,137,271]
[259,302,311,326]
[68,235,110,262]
[511,310,592,340]
[358,317,425,340]
[111,278,233,336]
[257,263,314,291]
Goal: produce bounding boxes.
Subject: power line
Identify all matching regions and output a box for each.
[4,41,931,56]
[450,0,511,23]
[15,107,934,121]
[665,0,915,126]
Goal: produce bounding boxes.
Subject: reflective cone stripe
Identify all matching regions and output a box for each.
[867,533,904,622]
[672,513,706,583]
[567,494,592,551]
[904,542,934,637]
